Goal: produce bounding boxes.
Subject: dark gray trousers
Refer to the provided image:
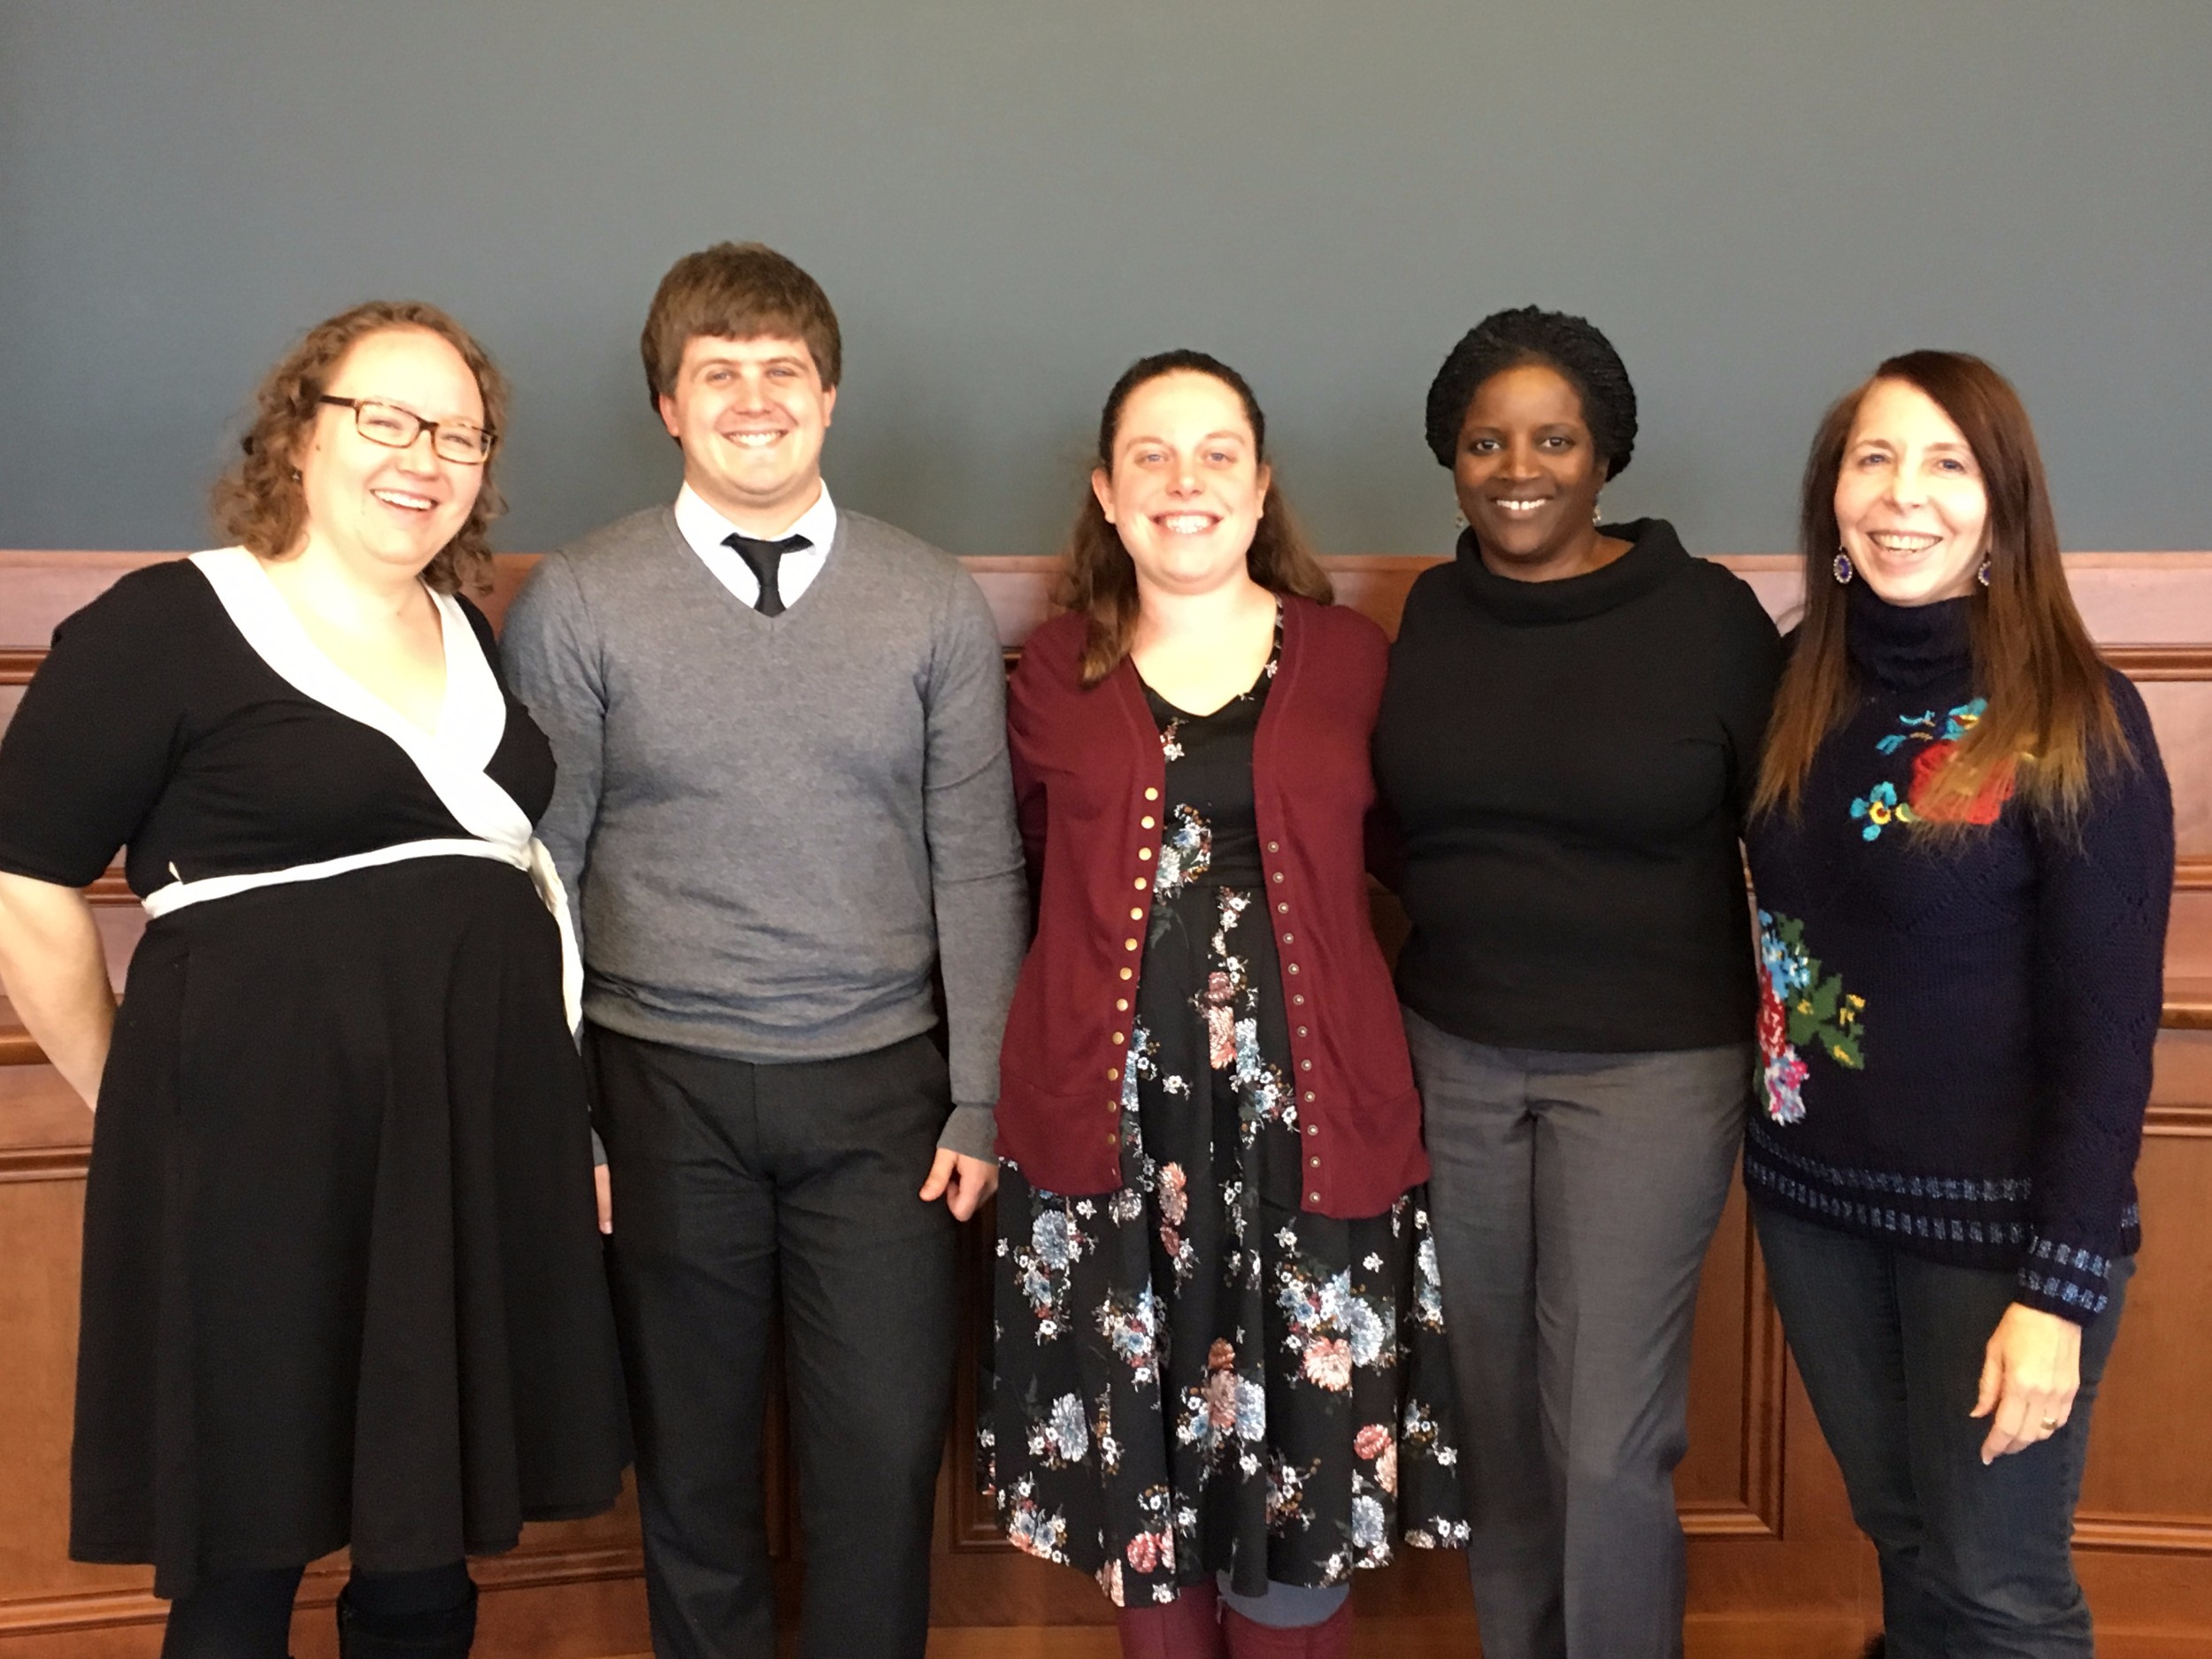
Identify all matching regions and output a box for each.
[587,1026,957,1659]
[1403,1008,1750,1659]
[1754,1203,2132,1659]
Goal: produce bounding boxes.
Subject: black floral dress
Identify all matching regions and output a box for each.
[984,624,1467,1607]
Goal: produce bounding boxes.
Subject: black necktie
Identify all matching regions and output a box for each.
[724,532,811,618]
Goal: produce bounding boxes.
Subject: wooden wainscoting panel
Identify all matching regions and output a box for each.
[959,558,1062,652]
[0,1061,94,1180]
[2132,679,2212,852]
[0,1171,140,1620]
[0,555,176,651]
[7,549,2212,1649]
[2148,1030,2212,1135]
[1676,1179,1787,1538]
[2075,1133,2212,1540]
[1312,557,1447,638]
[2058,554,2212,645]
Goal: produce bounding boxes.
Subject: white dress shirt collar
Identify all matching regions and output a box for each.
[673,481,839,611]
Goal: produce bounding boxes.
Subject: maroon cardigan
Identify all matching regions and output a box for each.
[995,594,1428,1218]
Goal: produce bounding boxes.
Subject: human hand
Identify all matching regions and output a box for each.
[920,1148,1000,1221]
[1971,1302,2082,1463]
[594,1164,612,1235]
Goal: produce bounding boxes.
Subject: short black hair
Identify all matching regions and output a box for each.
[1424,306,1638,480]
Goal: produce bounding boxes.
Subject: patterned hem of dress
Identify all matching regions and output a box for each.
[984,1169,1471,1608]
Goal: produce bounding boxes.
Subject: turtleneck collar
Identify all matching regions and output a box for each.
[1451,518,1690,626]
[1844,580,1974,692]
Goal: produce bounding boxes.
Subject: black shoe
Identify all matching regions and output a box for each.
[334,1580,477,1658]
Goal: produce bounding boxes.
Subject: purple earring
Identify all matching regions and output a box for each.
[1832,549,1855,585]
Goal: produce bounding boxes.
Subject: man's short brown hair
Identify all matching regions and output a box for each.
[640,242,842,408]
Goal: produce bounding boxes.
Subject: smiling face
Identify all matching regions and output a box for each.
[657,333,835,534]
[1453,361,1610,578]
[1091,371,1271,598]
[1834,377,1990,607]
[295,327,485,579]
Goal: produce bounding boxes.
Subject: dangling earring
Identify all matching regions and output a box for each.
[1592,499,1603,527]
[1454,510,1468,530]
[1832,548,1855,585]
[1977,557,1992,588]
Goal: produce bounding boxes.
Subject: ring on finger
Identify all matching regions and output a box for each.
[2040,1417,2060,1432]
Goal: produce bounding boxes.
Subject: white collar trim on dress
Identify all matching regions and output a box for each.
[188,547,528,850]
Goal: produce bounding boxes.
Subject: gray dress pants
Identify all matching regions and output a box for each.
[1403,1008,1751,1659]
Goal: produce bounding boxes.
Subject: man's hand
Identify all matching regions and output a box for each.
[920,1148,999,1221]
[1971,1301,2082,1463]
[594,1164,613,1235]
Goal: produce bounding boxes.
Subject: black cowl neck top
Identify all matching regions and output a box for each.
[1373,518,1786,1052]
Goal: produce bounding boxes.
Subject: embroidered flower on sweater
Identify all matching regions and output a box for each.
[1907,738,2014,826]
[1877,698,1986,755]
[1849,780,1915,840]
[1756,910,1866,1124]
[1853,699,2002,836]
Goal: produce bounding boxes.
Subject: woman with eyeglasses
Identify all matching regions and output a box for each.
[0,302,626,1659]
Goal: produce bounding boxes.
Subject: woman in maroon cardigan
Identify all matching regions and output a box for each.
[984,350,1464,1659]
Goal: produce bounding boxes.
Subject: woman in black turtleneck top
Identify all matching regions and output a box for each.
[1371,308,1781,1659]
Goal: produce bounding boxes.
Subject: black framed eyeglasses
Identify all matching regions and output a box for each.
[317,396,496,465]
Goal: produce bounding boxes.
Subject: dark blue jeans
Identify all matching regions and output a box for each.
[1753,1204,2131,1659]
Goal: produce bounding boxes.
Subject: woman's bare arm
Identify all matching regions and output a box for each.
[0,872,113,1109]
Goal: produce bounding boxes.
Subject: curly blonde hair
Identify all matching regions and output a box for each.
[211,300,510,594]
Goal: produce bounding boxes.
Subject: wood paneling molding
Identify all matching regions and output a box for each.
[0,1543,649,1637]
[1694,1205,1790,1541]
[2104,648,2212,681]
[2075,1515,2212,1555]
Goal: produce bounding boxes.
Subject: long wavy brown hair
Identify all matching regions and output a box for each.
[1061,349,1332,687]
[1753,350,2122,827]
[211,300,510,594]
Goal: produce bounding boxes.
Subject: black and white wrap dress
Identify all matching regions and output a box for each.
[0,550,626,1597]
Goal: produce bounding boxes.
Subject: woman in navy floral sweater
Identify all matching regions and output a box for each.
[1746,351,2172,1659]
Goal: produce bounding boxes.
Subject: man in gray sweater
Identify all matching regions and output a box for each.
[503,243,1026,1659]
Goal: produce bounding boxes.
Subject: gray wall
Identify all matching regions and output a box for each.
[3,0,2208,557]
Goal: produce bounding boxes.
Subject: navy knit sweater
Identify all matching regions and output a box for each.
[1743,584,2172,1323]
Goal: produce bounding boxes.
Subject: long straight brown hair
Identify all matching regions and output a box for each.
[1059,349,1332,687]
[1753,350,2122,826]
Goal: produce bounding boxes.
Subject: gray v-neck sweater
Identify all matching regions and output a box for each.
[502,504,1026,1144]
